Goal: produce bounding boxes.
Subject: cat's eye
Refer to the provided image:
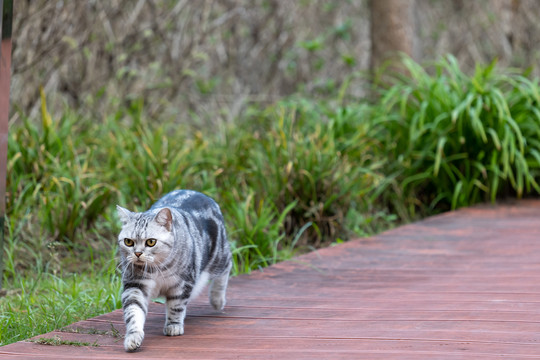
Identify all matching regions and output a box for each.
[146,238,157,247]
[124,238,134,247]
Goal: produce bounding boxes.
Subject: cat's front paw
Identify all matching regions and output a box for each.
[164,324,184,336]
[124,330,144,352]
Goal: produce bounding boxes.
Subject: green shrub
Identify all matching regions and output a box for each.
[7,89,115,243]
[371,55,540,219]
[5,91,383,277]
[242,100,380,248]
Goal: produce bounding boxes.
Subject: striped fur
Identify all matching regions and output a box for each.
[116,190,232,352]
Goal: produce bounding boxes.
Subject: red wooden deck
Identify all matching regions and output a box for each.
[1,200,540,359]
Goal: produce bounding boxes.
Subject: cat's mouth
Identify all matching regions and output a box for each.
[131,256,154,265]
[130,255,146,264]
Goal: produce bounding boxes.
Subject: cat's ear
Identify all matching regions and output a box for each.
[116,205,134,225]
[154,208,173,232]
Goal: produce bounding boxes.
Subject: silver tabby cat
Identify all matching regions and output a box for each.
[116,190,232,352]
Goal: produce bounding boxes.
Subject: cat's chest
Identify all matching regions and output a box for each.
[151,272,181,298]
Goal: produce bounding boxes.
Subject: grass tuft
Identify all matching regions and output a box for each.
[30,335,98,347]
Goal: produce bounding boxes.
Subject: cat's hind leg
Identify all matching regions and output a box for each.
[209,264,232,311]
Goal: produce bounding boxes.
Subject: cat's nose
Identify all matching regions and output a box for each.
[135,252,143,258]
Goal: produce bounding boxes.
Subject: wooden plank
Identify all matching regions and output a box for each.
[1,200,540,359]
[3,332,540,359]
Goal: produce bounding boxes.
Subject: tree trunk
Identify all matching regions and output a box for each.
[491,0,520,57]
[370,0,415,73]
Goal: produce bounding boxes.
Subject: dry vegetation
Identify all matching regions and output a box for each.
[12,0,369,122]
[11,0,540,123]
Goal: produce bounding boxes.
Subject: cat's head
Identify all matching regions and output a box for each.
[116,205,174,266]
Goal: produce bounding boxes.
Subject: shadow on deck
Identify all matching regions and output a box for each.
[1,200,540,359]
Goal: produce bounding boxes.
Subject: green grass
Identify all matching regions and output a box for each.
[2,55,540,347]
[0,270,121,346]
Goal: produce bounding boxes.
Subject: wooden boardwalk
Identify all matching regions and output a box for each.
[1,200,540,359]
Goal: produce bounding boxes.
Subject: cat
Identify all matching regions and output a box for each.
[116,190,232,352]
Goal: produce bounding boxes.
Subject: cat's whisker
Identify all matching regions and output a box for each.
[154,264,167,280]
[143,261,152,278]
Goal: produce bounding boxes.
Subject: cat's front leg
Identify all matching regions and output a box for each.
[164,282,192,336]
[122,282,149,351]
